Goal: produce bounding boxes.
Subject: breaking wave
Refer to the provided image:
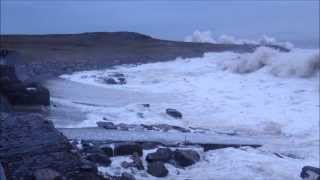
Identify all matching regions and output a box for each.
[185,30,294,50]
[218,47,319,77]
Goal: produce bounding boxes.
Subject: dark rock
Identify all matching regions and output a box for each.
[140,142,159,150]
[301,166,320,180]
[0,65,49,107]
[130,152,144,170]
[142,104,150,108]
[147,161,168,177]
[1,82,50,106]
[166,108,183,119]
[34,168,62,180]
[85,153,111,166]
[121,161,132,169]
[81,145,103,154]
[103,78,118,85]
[118,77,127,85]
[114,142,143,156]
[173,149,200,167]
[120,172,136,180]
[171,125,190,133]
[100,145,114,157]
[111,72,125,78]
[146,148,173,163]
[97,121,117,130]
[202,144,261,152]
[141,124,154,131]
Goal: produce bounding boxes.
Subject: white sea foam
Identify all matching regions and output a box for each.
[219,47,319,77]
[184,30,294,49]
[59,47,319,179]
[60,47,319,136]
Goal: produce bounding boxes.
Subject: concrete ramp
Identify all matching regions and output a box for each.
[58,127,286,148]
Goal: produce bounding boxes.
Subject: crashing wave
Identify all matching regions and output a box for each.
[185,30,294,50]
[218,47,319,77]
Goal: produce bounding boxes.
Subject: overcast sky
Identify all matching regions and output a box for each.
[1,1,319,47]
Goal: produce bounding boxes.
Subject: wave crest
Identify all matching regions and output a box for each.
[218,47,319,77]
[185,30,294,50]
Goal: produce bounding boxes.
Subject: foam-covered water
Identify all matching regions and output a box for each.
[60,47,319,136]
[59,46,319,180]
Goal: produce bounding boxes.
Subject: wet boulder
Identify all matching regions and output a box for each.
[85,153,111,166]
[166,108,183,119]
[301,166,320,180]
[102,77,118,85]
[146,148,173,163]
[147,161,168,177]
[0,65,50,106]
[114,142,143,156]
[142,104,150,108]
[118,77,127,85]
[110,72,125,78]
[100,145,114,157]
[1,82,50,106]
[173,149,200,167]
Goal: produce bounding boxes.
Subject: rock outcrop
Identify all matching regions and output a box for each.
[147,161,168,177]
[0,113,103,179]
[0,65,50,107]
[173,149,200,167]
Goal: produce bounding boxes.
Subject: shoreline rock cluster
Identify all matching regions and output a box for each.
[74,140,201,178]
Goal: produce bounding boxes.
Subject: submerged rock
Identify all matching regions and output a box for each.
[173,149,200,167]
[118,77,127,85]
[166,108,183,119]
[102,77,118,85]
[147,161,168,177]
[301,166,320,180]
[100,145,114,157]
[97,121,117,130]
[146,148,173,163]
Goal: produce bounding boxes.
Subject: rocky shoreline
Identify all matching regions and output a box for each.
[0,32,288,82]
[0,32,317,179]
